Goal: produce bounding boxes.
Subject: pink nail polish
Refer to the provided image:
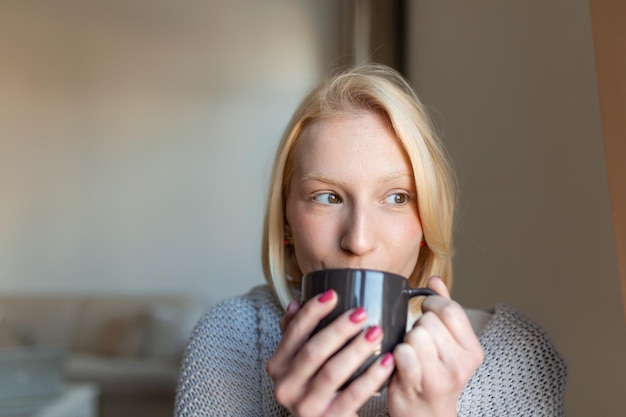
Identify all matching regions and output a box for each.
[381,352,394,367]
[318,290,334,303]
[365,326,382,342]
[349,307,367,323]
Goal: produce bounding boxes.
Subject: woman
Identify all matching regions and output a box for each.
[175,64,566,416]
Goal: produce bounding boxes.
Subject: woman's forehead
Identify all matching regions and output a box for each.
[290,112,414,183]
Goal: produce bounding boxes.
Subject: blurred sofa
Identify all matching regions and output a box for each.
[0,294,208,417]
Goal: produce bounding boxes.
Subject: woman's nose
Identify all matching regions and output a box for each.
[339,205,377,256]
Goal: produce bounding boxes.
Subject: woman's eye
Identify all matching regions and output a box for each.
[384,193,409,205]
[313,193,342,205]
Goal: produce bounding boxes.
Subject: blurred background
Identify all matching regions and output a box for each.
[1,1,624,417]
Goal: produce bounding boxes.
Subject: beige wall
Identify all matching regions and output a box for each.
[406,1,626,416]
[0,1,341,301]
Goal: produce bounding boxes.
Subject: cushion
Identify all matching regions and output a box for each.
[0,297,81,347]
[0,318,21,348]
[90,312,149,357]
[72,299,150,357]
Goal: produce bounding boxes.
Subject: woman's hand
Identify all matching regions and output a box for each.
[266,290,395,417]
[387,276,484,417]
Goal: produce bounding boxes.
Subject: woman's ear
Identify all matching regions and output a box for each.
[283,223,293,246]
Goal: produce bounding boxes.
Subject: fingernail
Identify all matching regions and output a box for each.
[349,307,367,323]
[286,300,299,315]
[365,325,382,342]
[381,352,394,367]
[318,290,334,303]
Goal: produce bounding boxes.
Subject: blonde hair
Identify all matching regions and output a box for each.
[262,63,457,310]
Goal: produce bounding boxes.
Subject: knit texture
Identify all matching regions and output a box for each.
[175,286,566,416]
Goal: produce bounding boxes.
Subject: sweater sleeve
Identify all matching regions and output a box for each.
[457,303,568,417]
[175,294,263,416]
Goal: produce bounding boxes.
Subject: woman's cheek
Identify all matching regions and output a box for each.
[293,218,337,273]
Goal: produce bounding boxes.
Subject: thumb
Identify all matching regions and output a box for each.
[427,275,451,299]
[279,300,300,333]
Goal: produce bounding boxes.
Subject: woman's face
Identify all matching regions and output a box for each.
[285,111,423,279]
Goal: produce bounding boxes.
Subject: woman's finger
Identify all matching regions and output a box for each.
[272,303,372,409]
[421,295,481,353]
[305,323,385,401]
[294,323,387,415]
[426,275,451,299]
[407,311,458,364]
[280,306,369,389]
[395,326,438,393]
[325,352,396,415]
[267,290,337,381]
[280,300,301,333]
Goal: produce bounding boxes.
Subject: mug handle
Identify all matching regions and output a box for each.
[404,288,438,298]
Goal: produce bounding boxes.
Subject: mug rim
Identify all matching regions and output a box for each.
[303,268,408,281]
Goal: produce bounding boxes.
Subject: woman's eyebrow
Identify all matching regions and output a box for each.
[298,174,349,188]
[379,172,413,183]
[298,172,412,186]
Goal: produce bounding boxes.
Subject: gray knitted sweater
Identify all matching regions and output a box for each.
[175,286,566,416]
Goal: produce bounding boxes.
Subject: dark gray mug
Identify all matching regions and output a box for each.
[301,268,437,389]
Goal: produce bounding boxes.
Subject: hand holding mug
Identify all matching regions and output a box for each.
[266,282,395,417]
[387,276,484,417]
[301,269,437,389]
[267,268,440,417]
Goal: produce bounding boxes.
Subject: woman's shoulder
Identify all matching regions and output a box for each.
[177,285,285,416]
[485,304,566,389]
[478,303,565,366]
[182,285,283,360]
[205,285,282,320]
[482,304,560,345]
[465,302,566,370]
[189,285,283,340]
[459,303,567,415]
